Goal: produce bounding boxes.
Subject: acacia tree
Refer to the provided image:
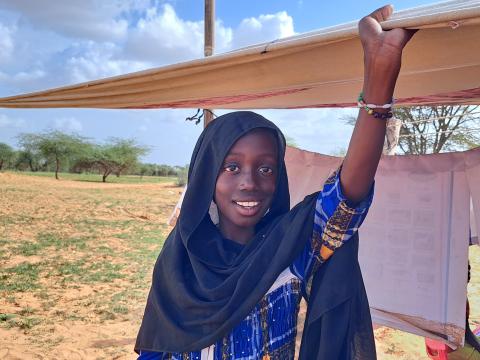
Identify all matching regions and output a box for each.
[345,105,480,154]
[0,143,15,170]
[75,139,148,182]
[14,150,43,172]
[18,131,89,179]
[395,105,479,154]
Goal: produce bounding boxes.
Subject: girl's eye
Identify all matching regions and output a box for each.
[259,166,273,175]
[224,164,239,172]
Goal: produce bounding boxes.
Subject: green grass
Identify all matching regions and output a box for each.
[0,313,16,322]
[15,241,44,256]
[15,233,94,256]
[85,261,125,283]
[46,257,125,285]
[6,316,42,330]
[55,259,86,277]
[14,171,174,184]
[1,214,36,226]
[18,306,35,316]
[0,262,41,292]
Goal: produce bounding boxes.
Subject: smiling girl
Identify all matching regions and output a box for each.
[135,5,415,360]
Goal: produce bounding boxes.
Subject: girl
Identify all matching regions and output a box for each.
[136,5,415,359]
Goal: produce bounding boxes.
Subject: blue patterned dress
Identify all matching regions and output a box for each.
[138,169,373,360]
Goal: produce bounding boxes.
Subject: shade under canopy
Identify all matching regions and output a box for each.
[0,0,479,110]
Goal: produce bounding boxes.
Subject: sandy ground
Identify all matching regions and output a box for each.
[0,172,478,359]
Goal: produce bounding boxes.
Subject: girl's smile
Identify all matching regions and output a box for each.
[214,128,278,244]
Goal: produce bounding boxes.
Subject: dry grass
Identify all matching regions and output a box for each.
[0,172,181,359]
[0,171,478,359]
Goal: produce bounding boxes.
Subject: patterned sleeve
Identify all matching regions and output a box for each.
[290,166,374,299]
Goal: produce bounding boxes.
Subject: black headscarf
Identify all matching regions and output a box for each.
[135,111,376,359]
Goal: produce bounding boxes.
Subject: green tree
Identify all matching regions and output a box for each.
[75,139,148,182]
[344,105,480,154]
[14,150,44,172]
[285,135,298,148]
[18,131,89,179]
[176,165,188,186]
[0,143,15,170]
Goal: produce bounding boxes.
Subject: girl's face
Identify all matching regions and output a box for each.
[214,129,278,244]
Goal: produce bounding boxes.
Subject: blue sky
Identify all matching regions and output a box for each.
[0,0,432,165]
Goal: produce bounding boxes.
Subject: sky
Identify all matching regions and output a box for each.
[0,0,433,165]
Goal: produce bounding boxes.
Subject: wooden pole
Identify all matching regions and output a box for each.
[203,0,215,127]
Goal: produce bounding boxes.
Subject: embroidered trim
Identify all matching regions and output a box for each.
[306,198,356,298]
[260,296,270,358]
[305,228,325,298]
[268,339,296,360]
[324,167,340,185]
[321,200,356,251]
[221,335,229,360]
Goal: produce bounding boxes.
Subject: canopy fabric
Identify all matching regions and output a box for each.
[1,0,479,110]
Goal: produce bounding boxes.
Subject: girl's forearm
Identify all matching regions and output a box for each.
[339,5,415,205]
[340,59,400,204]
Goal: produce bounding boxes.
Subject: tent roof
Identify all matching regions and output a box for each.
[1,0,479,110]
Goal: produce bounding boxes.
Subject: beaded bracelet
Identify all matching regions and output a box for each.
[357,92,394,120]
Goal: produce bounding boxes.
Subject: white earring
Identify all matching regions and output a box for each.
[209,201,219,225]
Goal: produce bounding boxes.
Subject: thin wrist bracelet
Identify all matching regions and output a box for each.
[357,92,394,108]
[358,92,394,120]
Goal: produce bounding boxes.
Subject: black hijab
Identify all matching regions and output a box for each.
[135,111,376,359]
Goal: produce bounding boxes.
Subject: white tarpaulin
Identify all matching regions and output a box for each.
[0,0,479,109]
[285,146,480,346]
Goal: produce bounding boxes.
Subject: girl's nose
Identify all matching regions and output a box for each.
[239,170,257,191]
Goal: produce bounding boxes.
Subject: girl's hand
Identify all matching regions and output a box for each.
[359,5,416,104]
[359,5,416,67]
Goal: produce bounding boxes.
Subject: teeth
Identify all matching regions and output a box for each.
[236,201,259,207]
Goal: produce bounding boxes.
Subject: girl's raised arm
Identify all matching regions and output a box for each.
[340,5,415,204]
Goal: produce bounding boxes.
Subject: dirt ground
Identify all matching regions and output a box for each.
[0,172,478,359]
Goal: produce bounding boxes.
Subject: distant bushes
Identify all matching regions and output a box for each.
[0,131,187,184]
[175,166,188,187]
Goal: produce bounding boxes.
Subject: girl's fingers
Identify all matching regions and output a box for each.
[359,4,393,37]
[369,5,393,23]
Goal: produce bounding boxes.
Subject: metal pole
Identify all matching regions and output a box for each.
[203,0,215,127]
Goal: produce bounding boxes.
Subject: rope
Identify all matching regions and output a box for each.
[398,127,480,138]
[185,109,218,124]
[395,110,480,125]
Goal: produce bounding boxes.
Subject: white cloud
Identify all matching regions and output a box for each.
[0,114,12,127]
[232,11,295,49]
[64,42,149,83]
[0,22,14,64]
[123,5,294,64]
[124,4,205,64]
[214,20,234,53]
[52,117,83,133]
[0,2,298,100]
[0,0,137,41]
[0,69,48,95]
[252,108,356,155]
[0,113,26,128]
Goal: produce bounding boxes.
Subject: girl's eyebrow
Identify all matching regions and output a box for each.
[226,152,277,158]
